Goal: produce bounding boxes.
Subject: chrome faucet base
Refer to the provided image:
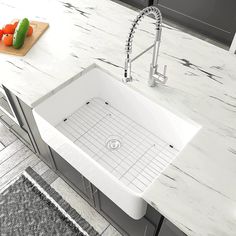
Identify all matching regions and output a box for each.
[123,76,133,83]
[151,64,168,86]
[148,64,168,87]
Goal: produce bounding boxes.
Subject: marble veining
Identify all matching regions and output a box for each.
[1,0,236,235]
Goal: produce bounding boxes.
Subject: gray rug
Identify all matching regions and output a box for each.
[0,167,99,236]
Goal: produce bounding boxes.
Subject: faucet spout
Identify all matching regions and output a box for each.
[124,6,168,86]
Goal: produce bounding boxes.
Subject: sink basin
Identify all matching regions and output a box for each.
[33,64,200,219]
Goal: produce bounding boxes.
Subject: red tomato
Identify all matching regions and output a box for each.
[27,25,33,36]
[3,24,15,34]
[3,34,13,46]
[0,29,3,40]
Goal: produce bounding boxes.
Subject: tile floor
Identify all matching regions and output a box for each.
[0,121,122,235]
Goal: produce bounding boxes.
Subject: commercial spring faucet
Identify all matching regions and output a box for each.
[124,6,168,86]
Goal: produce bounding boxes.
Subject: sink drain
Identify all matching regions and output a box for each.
[106,136,122,151]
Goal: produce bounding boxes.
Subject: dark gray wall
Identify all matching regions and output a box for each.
[118,0,151,9]
[154,0,236,45]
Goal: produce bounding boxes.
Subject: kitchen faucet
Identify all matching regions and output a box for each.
[124,6,168,86]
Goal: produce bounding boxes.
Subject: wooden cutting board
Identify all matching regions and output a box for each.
[0,21,49,56]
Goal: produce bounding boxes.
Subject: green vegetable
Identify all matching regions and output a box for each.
[13,18,29,49]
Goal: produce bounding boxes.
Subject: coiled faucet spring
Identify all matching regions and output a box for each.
[124,6,168,86]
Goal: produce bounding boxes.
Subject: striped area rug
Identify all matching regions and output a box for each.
[0,167,99,236]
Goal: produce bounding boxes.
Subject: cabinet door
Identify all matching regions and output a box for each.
[158,219,186,236]
[154,0,236,45]
[51,149,94,205]
[94,188,157,236]
[17,99,55,168]
[1,86,55,168]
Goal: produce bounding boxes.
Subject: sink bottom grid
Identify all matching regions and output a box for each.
[56,98,178,193]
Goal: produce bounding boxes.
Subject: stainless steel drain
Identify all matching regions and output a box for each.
[106,136,122,151]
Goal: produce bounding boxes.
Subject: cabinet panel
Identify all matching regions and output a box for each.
[0,85,21,125]
[51,149,94,204]
[1,86,55,168]
[154,0,236,45]
[0,88,36,152]
[94,188,158,236]
[119,0,151,9]
[17,99,55,168]
[158,219,186,236]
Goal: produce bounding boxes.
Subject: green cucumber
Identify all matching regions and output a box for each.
[13,18,29,49]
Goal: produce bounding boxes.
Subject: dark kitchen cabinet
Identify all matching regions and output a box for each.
[119,0,152,9]
[0,86,35,152]
[93,186,161,236]
[17,99,55,168]
[154,0,236,46]
[0,85,55,169]
[158,218,186,236]
[50,148,94,205]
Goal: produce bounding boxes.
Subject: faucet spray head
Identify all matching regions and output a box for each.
[123,58,132,82]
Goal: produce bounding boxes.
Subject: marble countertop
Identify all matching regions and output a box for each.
[1,0,236,235]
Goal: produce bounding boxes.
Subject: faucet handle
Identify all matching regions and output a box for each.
[163,64,167,77]
[154,64,168,85]
[162,64,168,82]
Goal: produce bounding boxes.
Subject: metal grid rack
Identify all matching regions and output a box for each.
[56,98,179,193]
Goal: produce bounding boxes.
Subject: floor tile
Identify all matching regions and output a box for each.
[0,153,40,191]
[33,160,50,175]
[0,146,32,178]
[0,122,17,147]
[0,139,25,164]
[41,168,58,184]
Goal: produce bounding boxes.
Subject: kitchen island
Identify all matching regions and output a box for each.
[0,0,236,235]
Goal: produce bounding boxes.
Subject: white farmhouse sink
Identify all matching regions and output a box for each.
[33,64,200,219]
